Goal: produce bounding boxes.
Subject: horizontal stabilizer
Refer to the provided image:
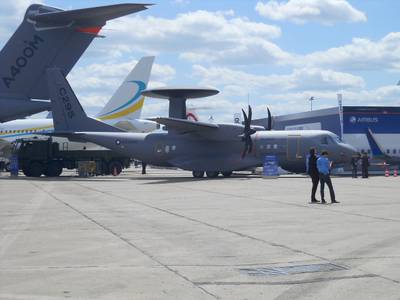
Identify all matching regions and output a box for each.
[0,98,50,122]
[152,117,219,133]
[29,4,152,26]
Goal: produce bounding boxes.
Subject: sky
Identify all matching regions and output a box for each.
[0,0,399,122]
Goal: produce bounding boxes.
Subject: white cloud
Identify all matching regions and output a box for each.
[98,10,284,65]
[0,0,43,44]
[303,32,400,71]
[255,0,366,25]
[192,65,364,95]
[68,60,175,109]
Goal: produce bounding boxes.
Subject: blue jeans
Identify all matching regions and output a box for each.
[319,173,335,202]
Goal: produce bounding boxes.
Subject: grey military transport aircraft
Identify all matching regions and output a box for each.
[46,68,357,178]
[0,3,151,122]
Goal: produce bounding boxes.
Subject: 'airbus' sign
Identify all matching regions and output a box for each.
[349,116,378,124]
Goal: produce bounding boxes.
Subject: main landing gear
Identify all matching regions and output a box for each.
[192,171,233,178]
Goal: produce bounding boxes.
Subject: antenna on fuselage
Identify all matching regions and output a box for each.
[141,87,219,119]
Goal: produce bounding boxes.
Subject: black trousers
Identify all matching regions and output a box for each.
[352,166,357,178]
[310,173,319,201]
[362,167,368,178]
[319,173,335,202]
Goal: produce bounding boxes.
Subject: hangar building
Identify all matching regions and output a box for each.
[253,106,400,158]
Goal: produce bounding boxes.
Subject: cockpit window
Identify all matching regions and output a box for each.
[333,135,343,143]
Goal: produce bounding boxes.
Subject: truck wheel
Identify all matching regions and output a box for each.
[44,162,62,177]
[192,171,205,178]
[221,171,232,178]
[206,171,219,178]
[29,162,44,177]
[109,161,122,176]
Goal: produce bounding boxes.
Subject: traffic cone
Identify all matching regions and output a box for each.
[385,168,390,177]
[394,169,398,177]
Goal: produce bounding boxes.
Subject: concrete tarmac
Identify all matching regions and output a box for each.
[0,169,399,299]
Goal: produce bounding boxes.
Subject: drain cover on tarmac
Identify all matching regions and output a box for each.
[239,263,347,277]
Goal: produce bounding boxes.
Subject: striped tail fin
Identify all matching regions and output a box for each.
[96,56,154,122]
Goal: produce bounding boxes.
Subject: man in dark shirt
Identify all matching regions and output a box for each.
[306,148,320,203]
[351,153,360,178]
[361,152,370,178]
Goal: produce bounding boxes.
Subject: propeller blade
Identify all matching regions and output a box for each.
[241,105,256,158]
[248,105,252,124]
[242,108,248,126]
[248,138,253,154]
[267,107,272,131]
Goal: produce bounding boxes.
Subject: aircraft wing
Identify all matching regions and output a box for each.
[153,117,219,134]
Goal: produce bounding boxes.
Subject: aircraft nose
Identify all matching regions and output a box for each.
[340,143,358,162]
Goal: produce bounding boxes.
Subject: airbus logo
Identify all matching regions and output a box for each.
[349,116,378,124]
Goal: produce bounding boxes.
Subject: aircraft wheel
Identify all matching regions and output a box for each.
[206,171,219,178]
[44,161,63,177]
[192,171,205,178]
[5,162,11,172]
[221,171,232,178]
[109,160,122,176]
[29,161,44,177]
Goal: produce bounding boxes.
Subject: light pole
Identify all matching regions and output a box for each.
[309,96,315,111]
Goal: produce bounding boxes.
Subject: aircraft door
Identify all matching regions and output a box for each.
[287,135,303,160]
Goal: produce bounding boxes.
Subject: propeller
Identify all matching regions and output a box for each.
[266,107,272,131]
[241,105,256,158]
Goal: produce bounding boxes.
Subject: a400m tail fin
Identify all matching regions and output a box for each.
[0,3,150,100]
[46,68,122,133]
[96,56,155,121]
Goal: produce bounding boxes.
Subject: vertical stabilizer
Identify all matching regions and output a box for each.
[97,56,155,121]
[365,128,386,159]
[47,68,121,133]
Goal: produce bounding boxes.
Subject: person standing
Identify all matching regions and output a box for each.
[142,162,147,175]
[306,148,320,203]
[351,153,360,178]
[361,152,370,178]
[317,151,339,204]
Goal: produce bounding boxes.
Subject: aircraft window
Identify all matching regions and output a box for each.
[172,145,176,151]
[333,135,343,143]
[273,144,278,149]
[165,145,170,153]
[386,149,390,154]
[267,144,271,149]
[320,136,328,145]
[367,149,371,154]
[393,149,397,154]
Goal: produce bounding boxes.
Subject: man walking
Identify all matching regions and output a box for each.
[306,148,320,203]
[361,152,370,178]
[317,151,339,204]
